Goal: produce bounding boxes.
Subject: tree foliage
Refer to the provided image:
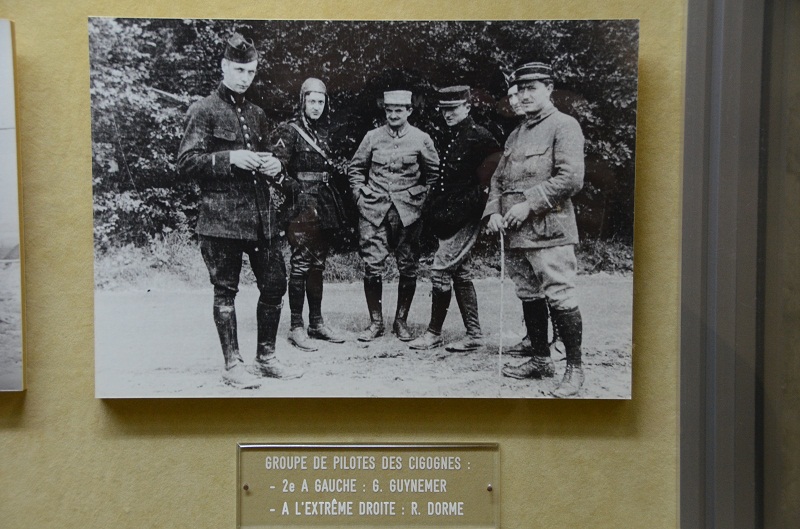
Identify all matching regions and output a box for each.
[90,18,639,250]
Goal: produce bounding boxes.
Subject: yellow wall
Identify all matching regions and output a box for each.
[0,1,685,527]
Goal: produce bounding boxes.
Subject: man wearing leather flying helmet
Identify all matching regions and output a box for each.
[270,77,347,352]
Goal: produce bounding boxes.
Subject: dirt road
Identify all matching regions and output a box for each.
[0,262,23,391]
[94,274,631,399]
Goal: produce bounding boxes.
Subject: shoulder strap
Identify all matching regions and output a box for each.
[289,122,331,163]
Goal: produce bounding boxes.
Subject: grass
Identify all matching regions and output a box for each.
[94,232,633,290]
[94,231,208,290]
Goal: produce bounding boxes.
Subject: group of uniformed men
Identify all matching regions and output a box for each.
[177,33,587,397]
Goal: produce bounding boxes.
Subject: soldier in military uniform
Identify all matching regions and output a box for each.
[270,78,346,352]
[348,90,440,342]
[177,33,303,388]
[409,86,500,352]
[484,62,586,397]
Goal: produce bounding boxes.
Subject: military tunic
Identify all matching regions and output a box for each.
[270,116,344,232]
[427,117,500,291]
[178,83,296,241]
[482,106,584,249]
[349,124,439,227]
[429,116,500,238]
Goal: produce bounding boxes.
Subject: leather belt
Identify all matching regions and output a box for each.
[296,171,330,183]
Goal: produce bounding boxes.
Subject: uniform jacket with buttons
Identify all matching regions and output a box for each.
[177,83,296,241]
[482,104,585,249]
[269,115,344,231]
[348,123,440,227]
[428,116,501,238]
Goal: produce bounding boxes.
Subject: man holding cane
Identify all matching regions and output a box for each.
[484,62,586,397]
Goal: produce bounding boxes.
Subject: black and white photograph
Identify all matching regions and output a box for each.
[90,18,638,398]
[1,19,23,392]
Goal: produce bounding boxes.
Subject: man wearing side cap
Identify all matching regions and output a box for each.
[483,62,586,397]
[409,86,500,352]
[270,77,346,352]
[348,89,440,342]
[177,33,303,388]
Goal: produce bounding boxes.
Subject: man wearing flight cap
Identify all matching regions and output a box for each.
[178,32,303,388]
[270,77,347,352]
[483,61,587,397]
[409,86,500,352]
[348,89,440,342]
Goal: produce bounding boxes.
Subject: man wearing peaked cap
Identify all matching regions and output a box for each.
[509,61,554,84]
[178,32,303,389]
[348,89,440,342]
[483,61,587,397]
[409,86,500,352]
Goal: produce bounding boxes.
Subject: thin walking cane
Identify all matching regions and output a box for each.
[498,231,505,378]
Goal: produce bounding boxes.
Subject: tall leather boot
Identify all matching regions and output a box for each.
[252,301,304,379]
[550,306,585,397]
[392,275,416,341]
[287,276,317,351]
[214,304,260,389]
[408,289,451,350]
[446,280,483,352]
[502,298,555,379]
[357,277,384,342]
[306,268,344,343]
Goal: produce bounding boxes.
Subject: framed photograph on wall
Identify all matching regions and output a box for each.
[90,17,638,398]
[0,19,24,392]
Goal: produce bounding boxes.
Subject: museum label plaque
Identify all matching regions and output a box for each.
[237,444,499,528]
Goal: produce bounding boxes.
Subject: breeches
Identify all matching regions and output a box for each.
[358,205,421,279]
[288,226,331,279]
[429,220,479,292]
[506,244,579,310]
[200,235,287,307]
[430,255,474,292]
